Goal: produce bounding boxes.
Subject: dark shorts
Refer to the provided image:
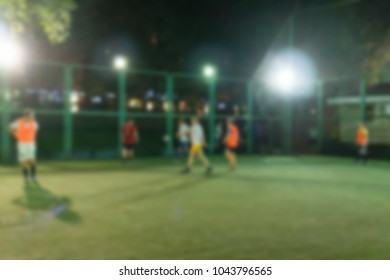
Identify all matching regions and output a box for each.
[123,143,135,151]
[225,145,238,153]
[179,141,190,150]
[358,145,368,155]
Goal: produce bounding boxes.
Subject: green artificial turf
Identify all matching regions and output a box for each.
[0,156,390,259]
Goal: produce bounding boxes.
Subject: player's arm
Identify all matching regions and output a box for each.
[224,127,231,143]
[8,121,18,138]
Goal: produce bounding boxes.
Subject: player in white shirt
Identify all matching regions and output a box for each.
[181,117,212,175]
[176,119,190,161]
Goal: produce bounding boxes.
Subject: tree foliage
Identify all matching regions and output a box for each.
[0,0,76,43]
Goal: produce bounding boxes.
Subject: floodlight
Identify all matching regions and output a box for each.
[203,65,216,78]
[263,49,316,95]
[113,56,128,70]
[0,39,24,69]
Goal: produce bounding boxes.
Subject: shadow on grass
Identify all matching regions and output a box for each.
[45,159,170,175]
[127,172,223,204]
[13,181,81,224]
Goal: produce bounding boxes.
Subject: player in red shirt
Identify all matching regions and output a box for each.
[122,119,139,163]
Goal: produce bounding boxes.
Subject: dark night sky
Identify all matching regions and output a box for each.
[44,0,389,78]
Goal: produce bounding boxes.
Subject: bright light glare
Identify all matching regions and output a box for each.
[70,92,79,104]
[263,49,316,95]
[0,39,23,69]
[203,65,216,78]
[113,56,128,70]
[146,101,154,112]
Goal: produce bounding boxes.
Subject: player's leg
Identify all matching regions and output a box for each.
[362,145,368,164]
[121,147,127,162]
[182,142,190,160]
[20,162,30,183]
[29,143,38,181]
[225,147,237,170]
[177,141,184,161]
[179,141,189,161]
[181,146,196,173]
[357,145,365,164]
[176,145,183,161]
[29,160,38,181]
[122,146,126,158]
[18,143,30,183]
[128,148,134,159]
[197,150,212,174]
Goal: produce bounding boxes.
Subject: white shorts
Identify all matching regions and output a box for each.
[17,142,37,162]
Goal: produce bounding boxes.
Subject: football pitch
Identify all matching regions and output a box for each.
[0,156,390,260]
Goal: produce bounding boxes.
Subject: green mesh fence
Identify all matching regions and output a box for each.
[0,62,259,162]
[1,61,375,163]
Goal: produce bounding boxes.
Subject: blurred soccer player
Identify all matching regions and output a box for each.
[182,117,212,175]
[224,117,240,171]
[176,119,190,161]
[122,119,139,163]
[356,122,369,164]
[9,109,39,184]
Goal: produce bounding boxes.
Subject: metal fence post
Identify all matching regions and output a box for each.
[165,74,175,156]
[208,80,216,154]
[359,78,366,122]
[63,65,73,159]
[118,71,127,155]
[283,100,292,154]
[317,81,324,151]
[246,80,254,153]
[0,71,11,162]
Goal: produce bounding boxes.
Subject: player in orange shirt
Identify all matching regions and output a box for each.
[356,122,369,164]
[224,117,240,171]
[9,109,40,183]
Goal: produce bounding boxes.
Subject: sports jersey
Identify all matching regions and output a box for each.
[226,124,239,148]
[191,124,204,145]
[356,127,369,145]
[123,123,137,145]
[10,119,39,144]
[178,123,190,143]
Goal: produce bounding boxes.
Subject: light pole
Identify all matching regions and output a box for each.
[63,65,74,159]
[203,64,217,154]
[113,56,128,156]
